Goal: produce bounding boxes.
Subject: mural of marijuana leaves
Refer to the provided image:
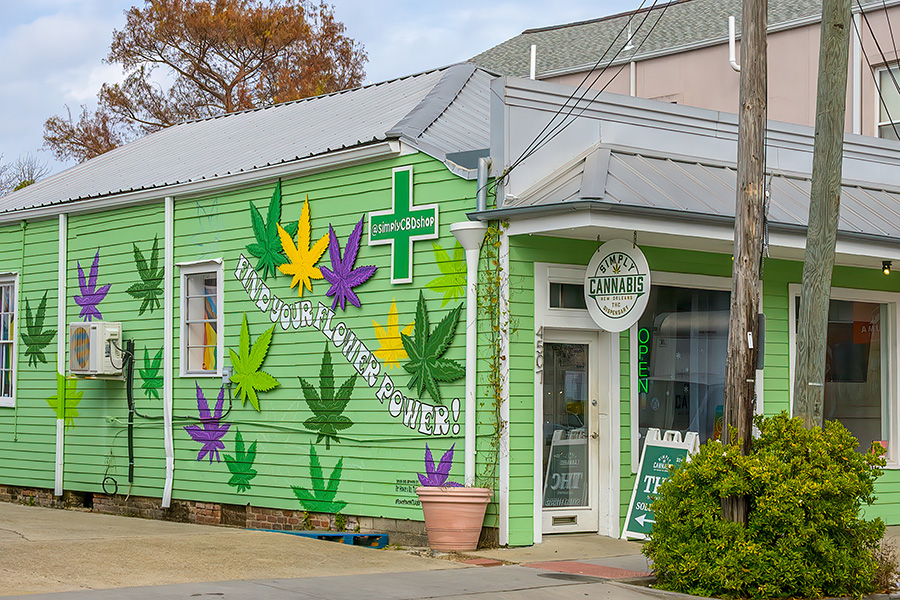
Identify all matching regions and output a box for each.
[372,299,413,370]
[126,235,164,315]
[418,443,462,487]
[229,313,279,411]
[22,291,56,368]
[320,217,376,311]
[425,241,466,307]
[291,444,347,513]
[300,344,356,450]
[277,195,329,297]
[184,383,231,463]
[401,291,464,404]
[46,372,84,429]
[246,180,298,280]
[224,428,258,493]
[139,346,163,400]
[74,249,110,321]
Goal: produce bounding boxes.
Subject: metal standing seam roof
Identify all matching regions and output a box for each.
[504,147,900,241]
[470,0,888,78]
[0,63,493,216]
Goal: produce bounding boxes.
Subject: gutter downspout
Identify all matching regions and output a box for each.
[55,215,66,497]
[729,16,741,72]
[852,11,862,135]
[162,196,174,507]
[452,158,490,486]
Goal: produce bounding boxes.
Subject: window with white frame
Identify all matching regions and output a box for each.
[878,65,900,140]
[180,261,223,376]
[791,287,897,460]
[0,274,17,407]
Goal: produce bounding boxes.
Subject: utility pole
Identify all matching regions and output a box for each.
[794,0,852,428]
[723,0,766,525]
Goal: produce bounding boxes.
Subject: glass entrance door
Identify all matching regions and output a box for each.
[541,334,600,533]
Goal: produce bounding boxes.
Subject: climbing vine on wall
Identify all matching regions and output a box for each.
[476,221,509,488]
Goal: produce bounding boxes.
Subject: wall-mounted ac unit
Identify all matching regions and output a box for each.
[69,321,123,376]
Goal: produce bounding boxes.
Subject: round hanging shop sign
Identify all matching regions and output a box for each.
[584,239,651,332]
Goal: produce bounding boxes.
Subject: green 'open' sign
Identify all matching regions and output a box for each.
[622,428,698,540]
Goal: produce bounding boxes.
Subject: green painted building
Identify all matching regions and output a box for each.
[0,65,897,548]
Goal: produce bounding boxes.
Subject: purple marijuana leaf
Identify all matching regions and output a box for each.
[74,249,111,322]
[184,383,231,463]
[320,217,376,311]
[417,443,462,487]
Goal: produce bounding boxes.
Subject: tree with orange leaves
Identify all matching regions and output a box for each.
[43,0,366,163]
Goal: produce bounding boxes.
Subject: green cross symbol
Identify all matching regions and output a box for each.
[368,166,439,284]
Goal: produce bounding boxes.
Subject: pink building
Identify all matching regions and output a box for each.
[473,0,900,139]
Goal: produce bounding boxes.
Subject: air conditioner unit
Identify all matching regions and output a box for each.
[69,321,123,376]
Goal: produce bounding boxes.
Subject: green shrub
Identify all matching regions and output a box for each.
[644,412,886,599]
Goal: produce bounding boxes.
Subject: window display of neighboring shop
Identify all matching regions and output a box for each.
[789,285,899,466]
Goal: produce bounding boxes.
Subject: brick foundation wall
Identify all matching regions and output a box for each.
[0,484,500,548]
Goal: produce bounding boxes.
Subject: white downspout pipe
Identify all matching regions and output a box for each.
[162,196,174,507]
[451,220,487,487]
[729,16,741,72]
[55,214,67,497]
[530,44,537,80]
[852,11,862,135]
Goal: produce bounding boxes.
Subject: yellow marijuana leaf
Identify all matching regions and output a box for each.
[373,299,414,369]
[278,195,329,296]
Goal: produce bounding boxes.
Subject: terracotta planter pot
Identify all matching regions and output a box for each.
[416,486,492,551]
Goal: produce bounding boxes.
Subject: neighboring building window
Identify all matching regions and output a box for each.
[878,65,900,140]
[0,274,17,407]
[637,285,730,447]
[180,262,223,376]
[793,294,895,456]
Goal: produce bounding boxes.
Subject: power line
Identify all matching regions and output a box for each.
[489,0,667,198]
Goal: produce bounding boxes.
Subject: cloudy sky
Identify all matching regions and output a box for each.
[0,1,640,174]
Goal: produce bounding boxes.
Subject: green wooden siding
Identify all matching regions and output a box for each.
[506,234,900,541]
[0,153,488,526]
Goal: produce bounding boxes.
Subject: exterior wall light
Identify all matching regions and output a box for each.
[884,260,892,276]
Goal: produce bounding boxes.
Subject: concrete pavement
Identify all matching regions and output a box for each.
[0,502,462,596]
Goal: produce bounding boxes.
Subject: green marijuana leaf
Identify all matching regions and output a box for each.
[291,444,347,513]
[425,241,466,307]
[224,428,258,493]
[139,346,163,400]
[46,372,84,429]
[22,291,56,368]
[401,291,465,404]
[300,344,356,450]
[229,313,279,412]
[246,180,298,280]
[126,235,164,315]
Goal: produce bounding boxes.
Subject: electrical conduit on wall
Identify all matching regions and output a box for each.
[55,214,66,496]
[162,196,174,507]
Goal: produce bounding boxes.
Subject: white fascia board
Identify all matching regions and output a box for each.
[506,211,900,268]
[0,141,401,225]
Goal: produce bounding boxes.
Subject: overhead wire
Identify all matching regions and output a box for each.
[501,0,657,177]
[512,0,674,171]
[478,0,665,202]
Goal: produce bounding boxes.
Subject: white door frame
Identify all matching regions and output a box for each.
[534,262,620,542]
